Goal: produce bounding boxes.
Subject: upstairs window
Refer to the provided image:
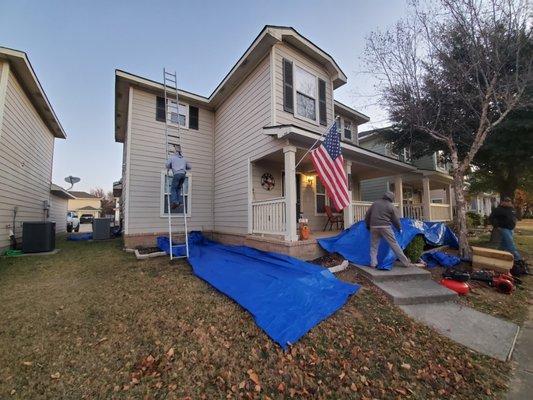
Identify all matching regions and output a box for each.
[295,66,317,121]
[343,120,352,141]
[156,96,188,127]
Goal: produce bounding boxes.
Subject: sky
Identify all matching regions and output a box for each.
[0,0,409,192]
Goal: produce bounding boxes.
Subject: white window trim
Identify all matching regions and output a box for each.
[343,119,353,142]
[168,100,189,129]
[293,63,320,126]
[160,169,192,218]
[314,177,341,217]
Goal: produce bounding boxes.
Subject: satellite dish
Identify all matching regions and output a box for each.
[64,175,81,190]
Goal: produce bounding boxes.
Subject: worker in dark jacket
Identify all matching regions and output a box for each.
[489,197,522,260]
[364,191,413,268]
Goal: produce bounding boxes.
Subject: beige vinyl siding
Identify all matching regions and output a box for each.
[251,160,283,202]
[273,42,334,133]
[214,54,283,234]
[0,68,54,250]
[49,194,68,233]
[125,87,214,234]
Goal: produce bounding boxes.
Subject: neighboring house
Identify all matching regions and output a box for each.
[468,192,498,217]
[358,128,454,222]
[67,191,102,218]
[50,184,76,233]
[0,47,67,251]
[115,25,419,257]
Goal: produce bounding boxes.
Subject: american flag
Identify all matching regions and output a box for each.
[310,122,350,211]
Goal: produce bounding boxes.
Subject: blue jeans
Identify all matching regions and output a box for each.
[170,172,185,205]
[499,228,522,260]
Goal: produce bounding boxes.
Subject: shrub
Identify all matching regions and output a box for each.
[404,235,425,262]
[466,211,482,228]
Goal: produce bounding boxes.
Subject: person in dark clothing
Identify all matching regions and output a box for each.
[489,197,522,260]
[364,191,414,268]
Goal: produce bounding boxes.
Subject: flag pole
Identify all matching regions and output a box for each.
[294,121,336,169]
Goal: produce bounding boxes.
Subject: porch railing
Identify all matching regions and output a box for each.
[251,197,286,235]
[403,204,424,220]
[352,201,373,222]
[430,203,452,221]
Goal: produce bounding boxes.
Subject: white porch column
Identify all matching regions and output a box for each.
[394,175,404,217]
[446,184,454,220]
[422,176,431,221]
[343,161,354,228]
[283,146,298,241]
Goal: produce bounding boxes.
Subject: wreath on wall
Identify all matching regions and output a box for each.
[261,173,275,191]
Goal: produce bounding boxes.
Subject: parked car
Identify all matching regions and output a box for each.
[66,212,80,232]
[80,214,94,224]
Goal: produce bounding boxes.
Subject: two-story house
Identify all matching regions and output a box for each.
[0,47,67,251]
[358,128,454,222]
[114,26,419,258]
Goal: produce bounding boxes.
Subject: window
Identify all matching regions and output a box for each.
[161,171,191,216]
[400,147,412,163]
[315,178,326,214]
[295,66,317,121]
[344,120,352,141]
[436,150,447,170]
[156,97,188,127]
[335,116,342,134]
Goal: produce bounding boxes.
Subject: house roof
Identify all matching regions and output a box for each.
[358,127,393,142]
[77,205,100,211]
[68,191,101,199]
[334,100,370,124]
[115,25,350,142]
[0,47,66,139]
[50,183,76,199]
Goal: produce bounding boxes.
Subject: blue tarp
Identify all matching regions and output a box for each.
[421,251,461,268]
[157,232,359,349]
[67,233,93,241]
[318,218,459,270]
[157,236,187,257]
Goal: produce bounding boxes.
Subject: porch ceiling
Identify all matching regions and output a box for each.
[263,124,417,179]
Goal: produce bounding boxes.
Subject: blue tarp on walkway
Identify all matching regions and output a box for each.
[158,232,359,349]
[318,218,458,270]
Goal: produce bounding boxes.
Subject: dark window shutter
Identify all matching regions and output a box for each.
[156,96,165,122]
[189,106,199,130]
[282,59,294,113]
[318,79,327,126]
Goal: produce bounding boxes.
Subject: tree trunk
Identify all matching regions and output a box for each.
[452,171,472,260]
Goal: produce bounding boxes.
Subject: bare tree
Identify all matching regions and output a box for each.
[365,0,532,258]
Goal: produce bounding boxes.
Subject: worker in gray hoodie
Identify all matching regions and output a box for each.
[364,191,413,268]
[166,144,191,209]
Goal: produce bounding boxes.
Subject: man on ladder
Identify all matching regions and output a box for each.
[166,144,191,210]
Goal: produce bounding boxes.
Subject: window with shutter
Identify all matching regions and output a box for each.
[318,79,326,125]
[189,106,199,130]
[156,96,165,122]
[282,58,294,113]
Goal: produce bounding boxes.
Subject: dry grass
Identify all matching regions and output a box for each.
[427,219,533,325]
[0,237,510,399]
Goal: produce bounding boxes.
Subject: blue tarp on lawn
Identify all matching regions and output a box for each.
[158,232,359,349]
[318,218,459,270]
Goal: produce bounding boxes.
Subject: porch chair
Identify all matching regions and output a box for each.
[323,206,344,231]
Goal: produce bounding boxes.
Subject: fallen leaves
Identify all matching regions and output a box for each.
[247,369,260,385]
[50,372,60,379]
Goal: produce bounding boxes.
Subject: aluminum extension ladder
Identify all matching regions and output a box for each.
[163,68,189,261]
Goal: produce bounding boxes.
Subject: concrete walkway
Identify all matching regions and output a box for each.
[353,264,520,361]
[506,293,533,399]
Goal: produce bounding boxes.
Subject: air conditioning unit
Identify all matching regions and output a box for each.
[93,218,112,240]
[22,222,56,253]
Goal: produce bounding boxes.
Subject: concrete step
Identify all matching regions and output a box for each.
[401,302,519,362]
[374,279,458,305]
[353,263,431,282]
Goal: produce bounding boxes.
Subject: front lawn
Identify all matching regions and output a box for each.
[0,237,509,399]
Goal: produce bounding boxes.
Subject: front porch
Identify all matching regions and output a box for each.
[247,143,417,250]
